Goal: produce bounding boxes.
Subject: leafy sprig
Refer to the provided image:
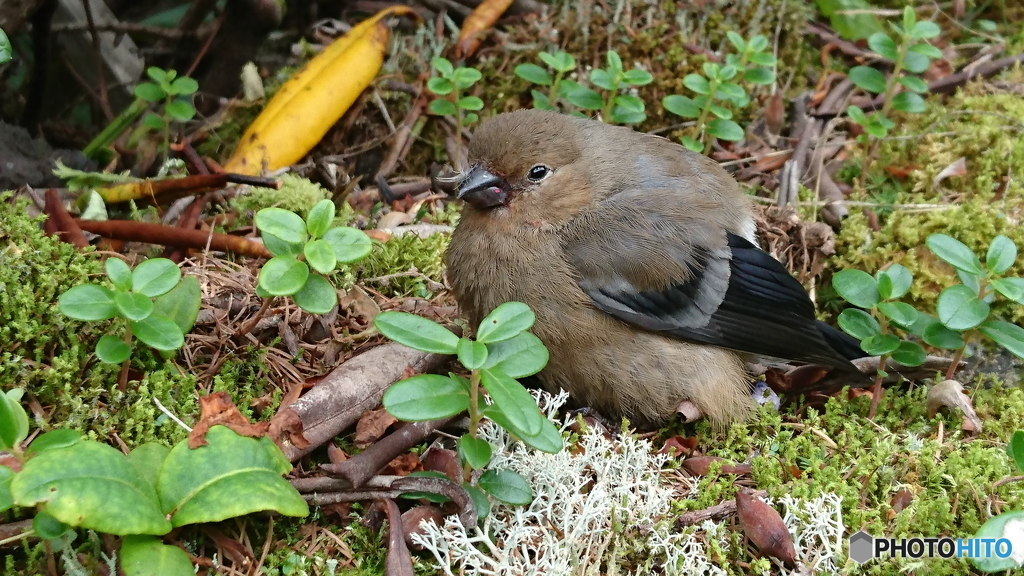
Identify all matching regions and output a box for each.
[133,67,199,162]
[427,57,483,168]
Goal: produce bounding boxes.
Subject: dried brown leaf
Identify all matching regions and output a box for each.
[189,392,270,448]
[926,379,982,433]
[422,448,462,482]
[401,505,445,550]
[355,408,400,448]
[736,487,798,567]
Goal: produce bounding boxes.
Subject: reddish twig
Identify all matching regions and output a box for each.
[75,219,272,258]
[43,189,89,248]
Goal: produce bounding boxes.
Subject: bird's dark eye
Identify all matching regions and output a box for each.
[527,165,551,182]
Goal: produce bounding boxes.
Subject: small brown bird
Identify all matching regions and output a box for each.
[445,110,862,429]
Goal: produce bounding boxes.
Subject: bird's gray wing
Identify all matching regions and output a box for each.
[560,191,860,369]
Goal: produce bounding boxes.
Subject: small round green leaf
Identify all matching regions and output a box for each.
[937,285,989,330]
[662,95,700,118]
[861,333,900,356]
[991,278,1024,305]
[134,82,165,102]
[458,435,492,470]
[832,269,879,308]
[606,50,623,72]
[170,75,198,95]
[322,227,372,264]
[457,338,488,370]
[847,105,868,125]
[451,67,482,89]
[898,76,929,93]
[58,284,118,321]
[131,314,185,351]
[261,231,303,257]
[105,258,132,290]
[1010,430,1024,474]
[430,98,455,116]
[255,208,307,246]
[683,74,711,95]
[11,440,171,535]
[481,369,543,436]
[726,31,745,51]
[431,57,454,77]
[33,511,72,540]
[848,66,887,94]
[970,511,1024,573]
[880,264,913,299]
[707,119,744,141]
[292,273,337,315]
[922,322,965,350]
[483,332,549,378]
[979,320,1024,360]
[142,113,166,130]
[743,67,774,85]
[304,239,337,274]
[986,235,1017,275]
[891,92,926,113]
[681,136,703,152]
[258,256,309,296]
[837,309,880,340]
[868,33,899,60]
[482,404,563,454]
[708,104,733,120]
[383,375,470,420]
[96,335,131,364]
[0,391,29,451]
[911,21,941,39]
[0,28,13,64]
[158,426,308,526]
[909,43,942,59]
[121,535,195,576]
[589,68,615,91]
[375,311,459,354]
[622,68,653,86]
[457,96,484,111]
[464,483,490,520]
[476,302,535,344]
[478,469,533,505]
[540,51,575,72]
[563,84,603,110]
[132,258,181,298]
[878,302,918,328]
[26,429,82,456]
[890,341,926,367]
[514,63,552,86]
[927,234,984,275]
[305,199,335,239]
[115,291,155,321]
[426,77,454,96]
[903,51,930,74]
[152,275,201,334]
[165,100,195,122]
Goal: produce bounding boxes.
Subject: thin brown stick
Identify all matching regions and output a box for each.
[677,489,768,527]
[43,189,89,248]
[75,219,272,258]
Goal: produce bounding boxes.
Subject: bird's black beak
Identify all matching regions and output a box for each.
[456,165,507,209]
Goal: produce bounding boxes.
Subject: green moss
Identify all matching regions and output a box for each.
[349,231,449,299]
[231,173,354,226]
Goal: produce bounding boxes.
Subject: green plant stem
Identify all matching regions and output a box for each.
[161,96,173,165]
[117,322,133,392]
[82,99,147,161]
[600,79,620,123]
[467,370,482,438]
[548,70,564,109]
[453,87,464,170]
[692,78,721,154]
[946,345,967,380]
[863,35,909,176]
[868,352,890,419]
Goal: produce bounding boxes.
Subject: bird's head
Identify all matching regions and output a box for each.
[455,110,586,212]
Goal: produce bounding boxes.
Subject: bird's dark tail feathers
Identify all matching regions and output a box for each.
[815,320,869,375]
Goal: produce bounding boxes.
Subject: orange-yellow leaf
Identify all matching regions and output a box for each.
[455,0,515,58]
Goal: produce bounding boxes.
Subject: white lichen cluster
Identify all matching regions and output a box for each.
[412,391,847,575]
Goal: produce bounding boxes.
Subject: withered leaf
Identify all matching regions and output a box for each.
[736,487,798,568]
[355,408,400,448]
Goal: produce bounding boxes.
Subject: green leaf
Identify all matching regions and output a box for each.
[909,43,942,59]
[903,51,930,74]
[429,99,457,116]
[96,335,131,364]
[911,21,941,39]
[399,471,453,503]
[457,338,488,370]
[898,76,929,93]
[0,391,29,451]
[867,33,898,60]
[832,269,879,308]
[164,100,195,122]
[726,31,746,51]
[146,67,168,83]
[925,231,978,272]
[590,68,615,91]
[478,469,532,505]
[848,66,887,94]
[481,369,543,436]
[457,96,484,111]
[258,256,309,296]
[11,440,171,535]
[304,239,337,274]
[305,199,335,239]
[611,107,645,125]
[322,227,372,264]
[127,443,171,493]
[261,231,303,257]
[662,95,700,118]
[1010,430,1024,474]
[484,404,563,453]
[708,104,733,120]
[837,309,881,340]
[482,332,549,378]
[878,302,918,328]
[979,320,1024,360]
[748,52,776,66]
[923,322,965,349]
[256,208,307,246]
[152,275,201,334]
[169,76,198,95]
[816,0,884,40]
[614,94,645,113]
[707,119,744,141]
[132,258,181,298]
[542,51,575,72]
[131,314,185,351]
[292,274,337,315]
[892,92,926,113]
[891,341,926,366]
[431,57,453,77]
[464,483,490,520]
[375,311,459,354]
[33,511,71,540]
[991,278,1024,305]
[606,50,623,72]
[134,82,165,102]
[937,285,989,330]
[0,466,14,513]
[531,90,553,110]
[622,69,653,86]
[515,63,552,85]
[451,67,482,89]
[986,235,1017,274]
[880,264,913,299]
[158,426,308,526]
[563,84,603,110]
[861,333,900,356]
[0,28,13,64]
[744,67,775,85]
[457,435,492,469]
[383,375,470,420]
[847,105,868,125]
[681,136,703,152]
[142,113,165,131]
[426,77,453,96]
[971,511,1024,572]
[121,535,195,576]
[26,429,82,456]
[683,74,711,95]
[464,113,479,125]
[476,302,535,344]
[58,284,118,321]
[115,291,155,321]
[105,258,132,291]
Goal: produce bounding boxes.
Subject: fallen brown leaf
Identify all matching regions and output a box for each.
[355,408,400,448]
[382,452,423,477]
[926,379,982,433]
[736,487,798,567]
[683,456,752,476]
[189,392,270,448]
[402,505,445,550]
[422,448,462,483]
[658,435,698,458]
[328,442,350,464]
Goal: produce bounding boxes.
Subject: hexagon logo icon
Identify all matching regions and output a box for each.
[849,530,874,564]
